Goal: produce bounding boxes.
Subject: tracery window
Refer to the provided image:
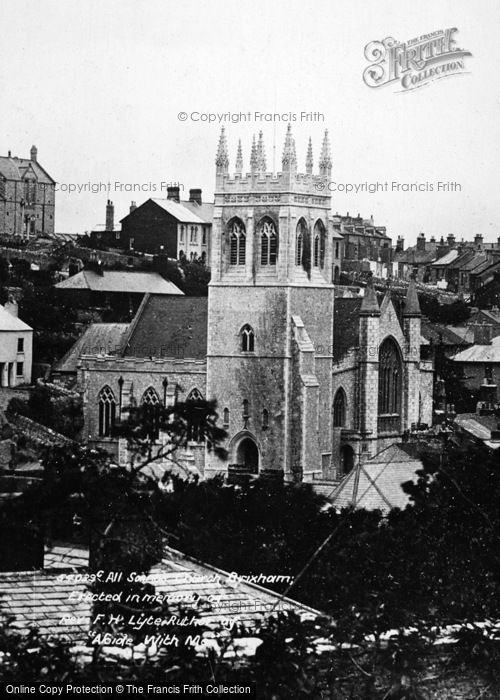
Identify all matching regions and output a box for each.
[313,220,326,268]
[296,219,310,271]
[141,387,161,440]
[241,324,255,352]
[229,220,246,265]
[186,388,205,442]
[98,385,116,437]
[378,338,402,433]
[260,219,277,266]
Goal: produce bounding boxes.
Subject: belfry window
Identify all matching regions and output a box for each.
[241,324,255,352]
[313,220,326,268]
[296,219,310,272]
[333,388,346,427]
[296,231,303,266]
[260,219,278,266]
[229,220,246,265]
[98,385,116,437]
[314,234,320,267]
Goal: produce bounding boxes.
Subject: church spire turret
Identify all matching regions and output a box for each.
[257,130,267,174]
[403,275,421,316]
[235,139,243,175]
[215,127,229,175]
[319,129,332,178]
[306,137,313,174]
[281,124,297,173]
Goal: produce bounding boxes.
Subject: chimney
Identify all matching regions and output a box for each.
[105,200,114,232]
[4,299,18,317]
[447,233,456,247]
[396,236,404,252]
[30,145,38,162]
[474,234,484,250]
[167,186,180,202]
[129,201,137,214]
[189,188,202,205]
[7,150,11,157]
[416,232,426,252]
[473,324,493,345]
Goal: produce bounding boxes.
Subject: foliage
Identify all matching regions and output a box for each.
[7,384,83,439]
[419,296,471,325]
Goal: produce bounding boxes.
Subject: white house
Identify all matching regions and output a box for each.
[0,301,33,387]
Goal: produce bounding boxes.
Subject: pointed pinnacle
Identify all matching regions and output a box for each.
[319,129,332,169]
[215,126,229,168]
[235,139,243,174]
[306,137,313,174]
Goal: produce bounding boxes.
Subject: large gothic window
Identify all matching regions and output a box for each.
[141,386,161,440]
[259,218,278,266]
[296,219,311,272]
[229,219,246,265]
[241,324,255,352]
[378,337,402,434]
[313,220,326,268]
[98,385,116,437]
[333,388,346,427]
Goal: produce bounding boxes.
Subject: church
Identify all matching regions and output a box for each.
[78,127,433,489]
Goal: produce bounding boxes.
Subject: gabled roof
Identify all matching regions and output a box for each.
[53,323,129,373]
[122,294,207,359]
[0,304,32,332]
[431,249,460,267]
[420,319,472,347]
[55,270,183,295]
[330,444,422,513]
[454,414,500,450]
[451,335,500,363]
[0,543,317,641]
[0,155,54,185]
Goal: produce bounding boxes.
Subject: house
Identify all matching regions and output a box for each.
[334,212,392,278]
[0,146,55,238]
[0,300,33,387]
[451,329,500,402]
[454,413,500,450]
[393,233,437,282]
[100,189,214,261]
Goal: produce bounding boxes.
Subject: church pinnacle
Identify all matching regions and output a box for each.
[235,139,243,175]
[319,129,332,178]
[403,275,422,316]
[250,134,258,173]
[306,137,313,174]
[257,131,267,174]
[281,124,297,172]
[360,273,380,316]
[215,127,229,174]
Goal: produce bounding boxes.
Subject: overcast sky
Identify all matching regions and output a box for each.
[1,0,498,244]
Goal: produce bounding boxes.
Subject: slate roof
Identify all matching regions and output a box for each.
[53,323,129,373]
[451,335,500,363]
[55,270,183,295]
[330,444,422,513]
[0,155,54,185]
[122,294,208,360]
[431,249,460,267]
[0,304,32,332]
[0,543,317,642]
[454,413,500,449]
[393,247,436,265]
[420,319,472,347]
[150,199,211,225]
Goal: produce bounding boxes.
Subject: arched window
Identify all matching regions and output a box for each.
[223,407,230,427]
[259,219,278,266]
[202,227,207,244]
[241,324,255,352]
[98,385,116,437]
[186,388,204,442]
[262,408,269,429]
[242,399,249,420]
[333,388,346,427]
[229,219,246,265]
[313,220,326,268]
[378,337,402,434]
[141,387,161,440]
[187,388,204,402]
[180,225,184,242]
[296,219,310,272]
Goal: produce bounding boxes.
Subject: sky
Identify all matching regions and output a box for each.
[1,0,499,245]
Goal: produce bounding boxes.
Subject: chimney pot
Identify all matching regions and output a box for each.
[130,201,137,214]
[167,186,180,202]
[189,188,202,205]
[30,145,37,162]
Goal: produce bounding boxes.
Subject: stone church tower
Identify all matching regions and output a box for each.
[206,126,337,482]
